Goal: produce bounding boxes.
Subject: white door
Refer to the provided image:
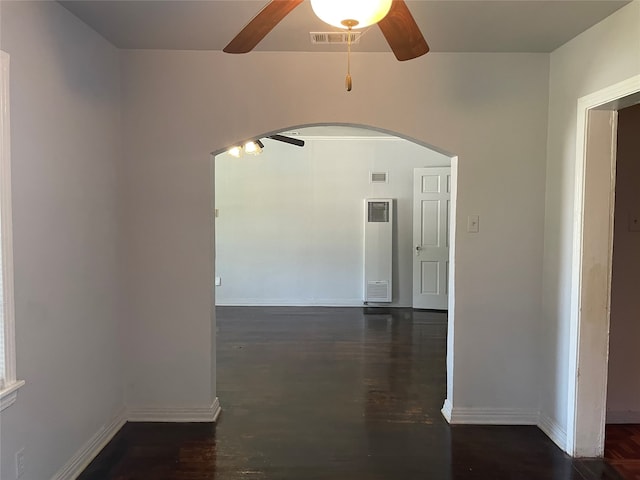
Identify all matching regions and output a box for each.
[413,167,450,310]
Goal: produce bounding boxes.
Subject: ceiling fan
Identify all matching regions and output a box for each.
[223,0,429,89]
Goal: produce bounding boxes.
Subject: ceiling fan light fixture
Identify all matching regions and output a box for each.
[310,0,392,29]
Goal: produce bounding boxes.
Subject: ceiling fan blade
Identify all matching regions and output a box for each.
[223,0,304,54]
[378,0,429,61]
[268,134,305,147]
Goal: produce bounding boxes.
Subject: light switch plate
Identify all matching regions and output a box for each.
[16,448,25,478]
[467,215,480,233]
[215,276,222,286]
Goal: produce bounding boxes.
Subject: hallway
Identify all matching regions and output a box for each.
[78,307,621,479]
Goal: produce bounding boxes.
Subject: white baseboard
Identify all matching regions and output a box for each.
[52,400,222,479]
[443,403,569,452]
[606,410,640,424]
[212,397,222,422]
[441,398,453,422]
[128,397,221,423]
[216,298,365,307]
[51,407,127,480]
[446,406,539,425]
[537,411,567,451]
[216,300,413,308]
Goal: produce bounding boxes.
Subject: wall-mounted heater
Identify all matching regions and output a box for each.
[364,198,394,303]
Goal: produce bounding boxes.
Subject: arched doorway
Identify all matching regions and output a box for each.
[210,123,459,421]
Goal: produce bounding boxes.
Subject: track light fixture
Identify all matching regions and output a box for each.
[244,140,264,155]
[226,140,265,158]
[226,135,305,158]
[227,146,242,158]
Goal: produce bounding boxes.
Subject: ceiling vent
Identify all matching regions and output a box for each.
[310,32,362,45]
[370,172,388,184]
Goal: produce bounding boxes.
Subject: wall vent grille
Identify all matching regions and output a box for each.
[366,281,390,302]
[310,32,362,45]
[370,172,388,183]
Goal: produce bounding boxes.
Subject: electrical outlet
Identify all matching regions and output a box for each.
[15,448,25,478]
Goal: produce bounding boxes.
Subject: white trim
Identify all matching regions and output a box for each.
[538,412,568,451]
[606,410,640,424]
[445,157,458,417]
[212,397,222,422]
[51,400,222,479]
[51,408,127,480]
[568,74,640,457]
[0,378,24,411]
[445,407,539,425]
[215,298,372,307]
[441,398,453,423]
[128,399,221,423]
[0,50,23,403]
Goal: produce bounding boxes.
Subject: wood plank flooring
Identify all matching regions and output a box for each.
[606,424,640,479]
[78,306,623,479]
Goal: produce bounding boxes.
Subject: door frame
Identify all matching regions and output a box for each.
[568,74,640,457]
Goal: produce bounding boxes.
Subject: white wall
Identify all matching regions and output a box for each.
[120,50,548,419]
[607,104,640,423]
[215,135,450,307]
[541,0,640,445]
[0,2,124,479]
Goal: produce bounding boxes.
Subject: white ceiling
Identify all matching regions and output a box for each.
[284,126,392,137]
[59,0,630,53]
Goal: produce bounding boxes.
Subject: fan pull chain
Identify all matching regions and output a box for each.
[346,27,352,92]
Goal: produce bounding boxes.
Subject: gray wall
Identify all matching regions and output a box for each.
[215,135,451,307]
[0,2,123,479]
[541,0,640,446]
[120,49,548,420]
[3,0,637,475]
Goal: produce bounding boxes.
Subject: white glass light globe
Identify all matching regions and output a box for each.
[310,0,393,29]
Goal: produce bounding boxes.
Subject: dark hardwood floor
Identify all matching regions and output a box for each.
[606,424,640,479]
[79,306,623,479]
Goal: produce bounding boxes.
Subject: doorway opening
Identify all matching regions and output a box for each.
[211,123,458,420]
[568,75,640,458]
[604,102,640,478]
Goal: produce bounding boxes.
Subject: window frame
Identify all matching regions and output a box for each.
[0,50,24,411]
